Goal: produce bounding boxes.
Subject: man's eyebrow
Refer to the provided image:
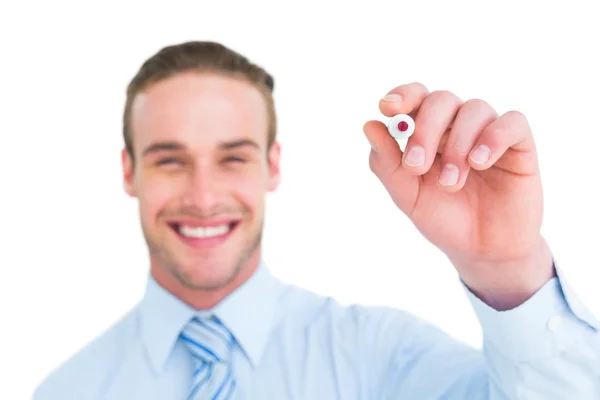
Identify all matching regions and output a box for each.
[142,141,185,157]
[141,139,261,157]
[218,139,261,151]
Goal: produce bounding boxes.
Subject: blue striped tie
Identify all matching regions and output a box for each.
[180,315,236,400]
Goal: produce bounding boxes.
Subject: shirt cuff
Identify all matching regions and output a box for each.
[461,259,600,362]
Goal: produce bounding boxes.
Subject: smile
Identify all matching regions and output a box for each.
[168,220,240,248]
[180,224,231,238]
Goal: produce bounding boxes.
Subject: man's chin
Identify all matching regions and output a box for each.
[161,254,245,291]
[149,221,263,293]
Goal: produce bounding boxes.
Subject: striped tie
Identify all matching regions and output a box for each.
[180,315,236,400]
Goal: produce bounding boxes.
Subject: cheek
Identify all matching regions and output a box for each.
[227,170,267,213]
[138,176,184,220]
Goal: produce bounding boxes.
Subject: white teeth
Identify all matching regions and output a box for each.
[179,224,231,238]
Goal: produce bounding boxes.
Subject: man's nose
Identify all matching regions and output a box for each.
[181,165,221,210]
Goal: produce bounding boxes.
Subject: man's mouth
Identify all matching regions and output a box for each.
[168,220,241,248]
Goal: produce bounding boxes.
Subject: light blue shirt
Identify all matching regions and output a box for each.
[34,259,600,399]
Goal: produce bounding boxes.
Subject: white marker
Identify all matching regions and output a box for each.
[387,114,415,140]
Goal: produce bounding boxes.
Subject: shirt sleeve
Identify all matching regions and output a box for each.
[376,258,600,399]
[462,259,600,399]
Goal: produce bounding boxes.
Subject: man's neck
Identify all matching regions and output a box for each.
[150,253,261,310]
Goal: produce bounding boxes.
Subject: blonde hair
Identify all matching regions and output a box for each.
[122,41,277,162]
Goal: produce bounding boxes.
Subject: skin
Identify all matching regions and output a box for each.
[123,73,552,312]
[122,71,280,310]
[364,83,554,310]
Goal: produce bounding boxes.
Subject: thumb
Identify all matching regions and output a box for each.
[363,120,403,175]
[363,120,420,215]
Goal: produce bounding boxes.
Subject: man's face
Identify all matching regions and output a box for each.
[122,72,280,291]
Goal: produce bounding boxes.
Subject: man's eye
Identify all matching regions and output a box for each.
[225,156,246,163]
[156,158,181,166]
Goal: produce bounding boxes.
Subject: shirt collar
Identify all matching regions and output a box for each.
[139,259,287,373]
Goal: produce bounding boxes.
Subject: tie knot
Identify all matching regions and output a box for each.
[181,315,235,365]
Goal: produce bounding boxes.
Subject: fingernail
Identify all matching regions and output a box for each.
[381,93,403,102]
[404,146,425,167]
[439,164,459,186]
[470,145,490,164]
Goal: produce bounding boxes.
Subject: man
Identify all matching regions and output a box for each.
[34,41,600,399]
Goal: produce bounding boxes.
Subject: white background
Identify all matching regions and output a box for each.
[1,1,599,398]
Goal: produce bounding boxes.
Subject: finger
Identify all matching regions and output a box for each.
[363,119,422,214]
[437,99,499,192]
[401,90,464,175]
[467,110,538,175]
[363,120,403,174]
[379,82,430,117]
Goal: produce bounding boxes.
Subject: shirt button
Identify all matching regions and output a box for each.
[547,315,563,332]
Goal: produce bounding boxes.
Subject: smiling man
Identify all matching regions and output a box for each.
[127,68,277,310]
[34,41,600,399]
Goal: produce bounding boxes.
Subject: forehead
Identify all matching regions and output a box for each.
[130,72,268,154]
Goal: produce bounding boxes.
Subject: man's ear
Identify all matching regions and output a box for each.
[267,140,281,192]
[121,148,136,197]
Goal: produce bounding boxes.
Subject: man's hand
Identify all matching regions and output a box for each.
[363,82,555,310]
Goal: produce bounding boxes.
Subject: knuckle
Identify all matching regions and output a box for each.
[461,98,499,120]
[451,139,466,154]
[428,90,462,106]
[463,98,490,111]
[444,132,473,157]
[505,109,525,117]
[446,139,469,158]
[505,109,529,124]
[410,81,429,93]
